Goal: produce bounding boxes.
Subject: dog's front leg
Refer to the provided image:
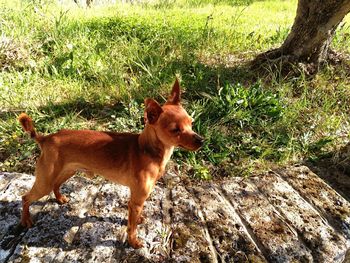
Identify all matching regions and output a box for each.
[127,198,146,249]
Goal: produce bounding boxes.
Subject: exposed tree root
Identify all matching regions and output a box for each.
[251,48,350,79]
[250,48,318,79]
[326,49,350,69]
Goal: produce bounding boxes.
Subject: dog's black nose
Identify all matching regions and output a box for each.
[193,134,204,145]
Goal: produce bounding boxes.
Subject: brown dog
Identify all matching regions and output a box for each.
[18,79,204,249]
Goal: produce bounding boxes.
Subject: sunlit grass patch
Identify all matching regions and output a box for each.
[1,0,350,178]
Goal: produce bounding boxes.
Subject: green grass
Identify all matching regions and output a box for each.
[1,0,350,179]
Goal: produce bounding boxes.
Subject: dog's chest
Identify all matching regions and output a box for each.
[160,147,174,171]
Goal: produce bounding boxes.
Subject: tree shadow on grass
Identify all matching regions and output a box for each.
[0,99,124,123]
[1,23,255,174]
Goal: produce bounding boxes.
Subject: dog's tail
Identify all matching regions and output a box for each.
[18,113,40,141]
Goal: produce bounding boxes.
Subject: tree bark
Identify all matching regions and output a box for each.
[252,0,350,75]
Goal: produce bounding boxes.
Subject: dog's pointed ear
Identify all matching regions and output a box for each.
[144,98,163,124]
[166,78,181,105]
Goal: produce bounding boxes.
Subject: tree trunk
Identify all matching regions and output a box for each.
[252,0,350,76]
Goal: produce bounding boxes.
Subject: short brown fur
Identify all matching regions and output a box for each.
[18,79,204,249]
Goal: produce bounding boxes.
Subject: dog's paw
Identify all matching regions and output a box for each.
[20,217,33,228]
[137,215,145,225]
[129,238,144,249]
[56,195,70,205]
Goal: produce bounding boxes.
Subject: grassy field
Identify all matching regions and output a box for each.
[1,0,350,179]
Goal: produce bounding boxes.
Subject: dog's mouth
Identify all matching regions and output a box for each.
[178,134,204,151]
[178,144,187,150]
[178,144,202,151]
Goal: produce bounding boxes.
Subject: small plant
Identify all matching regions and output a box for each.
[174,82,287,178]
[107,100,144,132]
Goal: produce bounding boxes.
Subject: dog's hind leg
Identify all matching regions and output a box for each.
[21,171,53,227]
[21,154,61,228]
[53,170,75,205]
[21,186,50,228]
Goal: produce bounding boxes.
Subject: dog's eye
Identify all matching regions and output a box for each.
[171,127,181,134]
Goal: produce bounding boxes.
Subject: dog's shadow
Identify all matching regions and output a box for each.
[0,199,129,252]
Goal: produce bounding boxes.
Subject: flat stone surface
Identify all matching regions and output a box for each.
[221,179,313,262]
[0,165,349,263]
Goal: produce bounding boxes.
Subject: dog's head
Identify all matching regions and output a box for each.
[144,78,204,151]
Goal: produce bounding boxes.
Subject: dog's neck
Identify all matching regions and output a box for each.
[138,124,174,170]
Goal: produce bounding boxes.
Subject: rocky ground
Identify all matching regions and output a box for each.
[0,165,349,262]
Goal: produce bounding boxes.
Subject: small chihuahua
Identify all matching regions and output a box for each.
[18,78,204,249]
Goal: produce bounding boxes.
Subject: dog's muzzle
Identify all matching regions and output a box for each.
[193,133,205,148]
